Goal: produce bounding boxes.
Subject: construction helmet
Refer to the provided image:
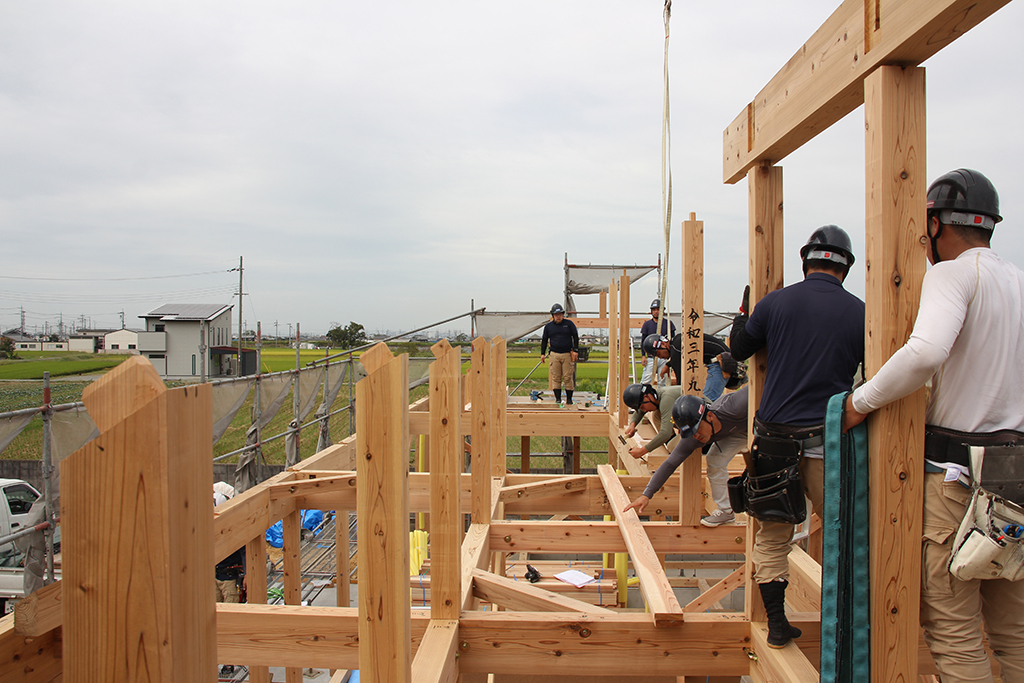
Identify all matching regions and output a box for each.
[799,225,855,267]
[642,334,668,356]
[671,394,711,439]
[550,303,565,315]
[623,383,658,410]
[927,168,1002,227]
[650,298,661,309]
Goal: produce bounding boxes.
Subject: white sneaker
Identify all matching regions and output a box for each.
[701,509,735,527]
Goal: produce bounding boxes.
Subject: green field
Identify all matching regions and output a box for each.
[0,353,128,380]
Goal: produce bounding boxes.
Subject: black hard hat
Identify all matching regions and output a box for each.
[623,383,658,410]
[799,225,855,267]
[642,334,668,355]
[671,394,711,439]
[550,303,565,315]
[650,298,661,309]
[927,168,1002,227]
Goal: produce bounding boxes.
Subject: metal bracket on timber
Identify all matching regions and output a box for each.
[62,355,217,680]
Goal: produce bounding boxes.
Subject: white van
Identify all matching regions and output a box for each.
[0,479,60,612]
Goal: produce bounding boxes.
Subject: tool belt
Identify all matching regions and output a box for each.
[727,418,820,525]
[948,443,1024,581]
[925,425,1024,469]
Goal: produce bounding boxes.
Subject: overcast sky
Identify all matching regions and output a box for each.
[3,1,1022,338]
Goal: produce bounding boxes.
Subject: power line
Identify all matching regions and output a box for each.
[0,268,234,282]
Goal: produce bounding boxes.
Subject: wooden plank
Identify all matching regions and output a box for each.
[283,508,302,683]
[618,274,631,430]
[471,568,615,614]
[290,437,358,471]
[460,523,492,610]
[64,369,215,682]
[597,464,684,626]
[411,619,460,683]
[609,419,649,477]
[0,612,63,683]
[748,620,819,683]
[744,162,784,624]
[13,579,61,636]
[567,316,645,329]
[491,336,508,477]
[504,410,610,437]
[430,339,462,621]
[723,0,1011,183]
[246,533,271,683]
[471,337,492,524]
[864,64,928,683]
[268,474,356,502]
[490,520,747,554]
[680,213,706,526]
[786,545,822,613]
[356,351,411,683]
[498,476,588,503]
[683,565,745,614]
[360,341,395,375]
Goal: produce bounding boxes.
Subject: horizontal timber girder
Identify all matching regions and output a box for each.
[489,520,748,554]
[409,407,609,437]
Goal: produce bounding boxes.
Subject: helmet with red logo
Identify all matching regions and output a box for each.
[799,225,855,267]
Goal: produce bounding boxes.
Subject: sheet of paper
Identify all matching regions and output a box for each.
[554,569,596,588]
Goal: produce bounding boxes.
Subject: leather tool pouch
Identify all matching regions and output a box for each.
[742,435,807,524]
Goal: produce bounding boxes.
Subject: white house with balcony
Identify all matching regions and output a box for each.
[138,304,233,378]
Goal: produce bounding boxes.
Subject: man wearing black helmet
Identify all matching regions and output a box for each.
[623,385,749,527]
[540,303,579,405]
[622,382,682,459]
[640,299,676,385]
[844,169,1024,682]
[729,224,865,648]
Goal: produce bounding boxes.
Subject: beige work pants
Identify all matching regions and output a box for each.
[920,472,1024,683]
[548,352,575,391]
[751,457,824,583]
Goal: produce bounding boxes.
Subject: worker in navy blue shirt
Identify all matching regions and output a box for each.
[729,225,864,648]
[540,303,579,405]
[640,298,676,385]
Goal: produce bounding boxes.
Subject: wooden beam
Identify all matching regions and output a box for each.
[786,545,823,614]
[356,348,411,683]
[568,316,646,329]
[748,620,819,683]
[471,337,492,524]
[460,523,492,610]
[608,277,620,458]
[609,419,648,477]
[490,520,747,554]
[618,274,631,430]
[246,532,271,683]
[411,619,460,683]
[864,64,928,683]
[430,339,462,621]
[283,509,302,683]
[63,358,216,681]
[471,568,615,614]
[722,0,1011,183]
[498,476,588,503]
[680,212,706,526]
[13,579,61,636]
[597,465,684,626]
[0,613,62,683]
[268,474,356,502]
[491,336,508,477]
[683,565,745,614]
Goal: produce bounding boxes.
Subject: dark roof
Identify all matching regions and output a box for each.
[140,304,232,322]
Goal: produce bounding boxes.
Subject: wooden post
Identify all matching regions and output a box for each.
[744,163,784,627]
[246,534,270,683]
[521,436,531,474]
[680,212,706,526]
[283,509,302,683]
[428,339,462,621]
[62,356,216,681]
[608,277,620,468]
[618,273,631,431]
[471,338,492,524]
[490,336,507,478]
[356,345,411,683]
[864,64,927,683]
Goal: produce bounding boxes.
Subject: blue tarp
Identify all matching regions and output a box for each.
[265,509,326,548]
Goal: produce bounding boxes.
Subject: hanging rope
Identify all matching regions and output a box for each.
[658,0,673,335]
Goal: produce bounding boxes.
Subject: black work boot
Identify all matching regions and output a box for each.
[554,389,562,403]
[566,390,574,405]
[758,579,802,648]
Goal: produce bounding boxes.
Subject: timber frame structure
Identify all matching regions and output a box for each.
[0,1,1016,682]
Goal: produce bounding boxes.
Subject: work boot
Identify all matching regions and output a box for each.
[554,389,562,403]
[566,390,574,405]
[758,579,801,648]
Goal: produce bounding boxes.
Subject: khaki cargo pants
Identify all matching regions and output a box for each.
[920,471,1024,683]
[548,352,575,391]
[751,457,824,584]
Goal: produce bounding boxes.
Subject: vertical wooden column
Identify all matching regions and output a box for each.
[336,512,350,607]
[679,212,705,526]
[864,65,927,683]
[63,356,216,682]
[356,344,411,683]
[521,436,531,474]
[599,289,607,319]
[607,277,620,467]
[744,163,784,624]
[490,336,507,478]
[283,509,302,683]
[617,273,631,431]
[470,338,492,524]
[246,534,270,683]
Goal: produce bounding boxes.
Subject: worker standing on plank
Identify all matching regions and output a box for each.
[729,224,865,648]
[623,385,750,527]
[540,303,579,406]
[622,382,683,459]
[844,169,1024,682]
[640,298,675,385]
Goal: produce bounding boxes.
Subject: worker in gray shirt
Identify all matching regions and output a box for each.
[622,383,683,458]
[623,385,748,526]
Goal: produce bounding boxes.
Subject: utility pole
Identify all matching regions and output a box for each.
[236,256,244,376]
[20,306,25,334]
[288,323,292,342]
[274,320,279,344]
[120,310,125,329]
